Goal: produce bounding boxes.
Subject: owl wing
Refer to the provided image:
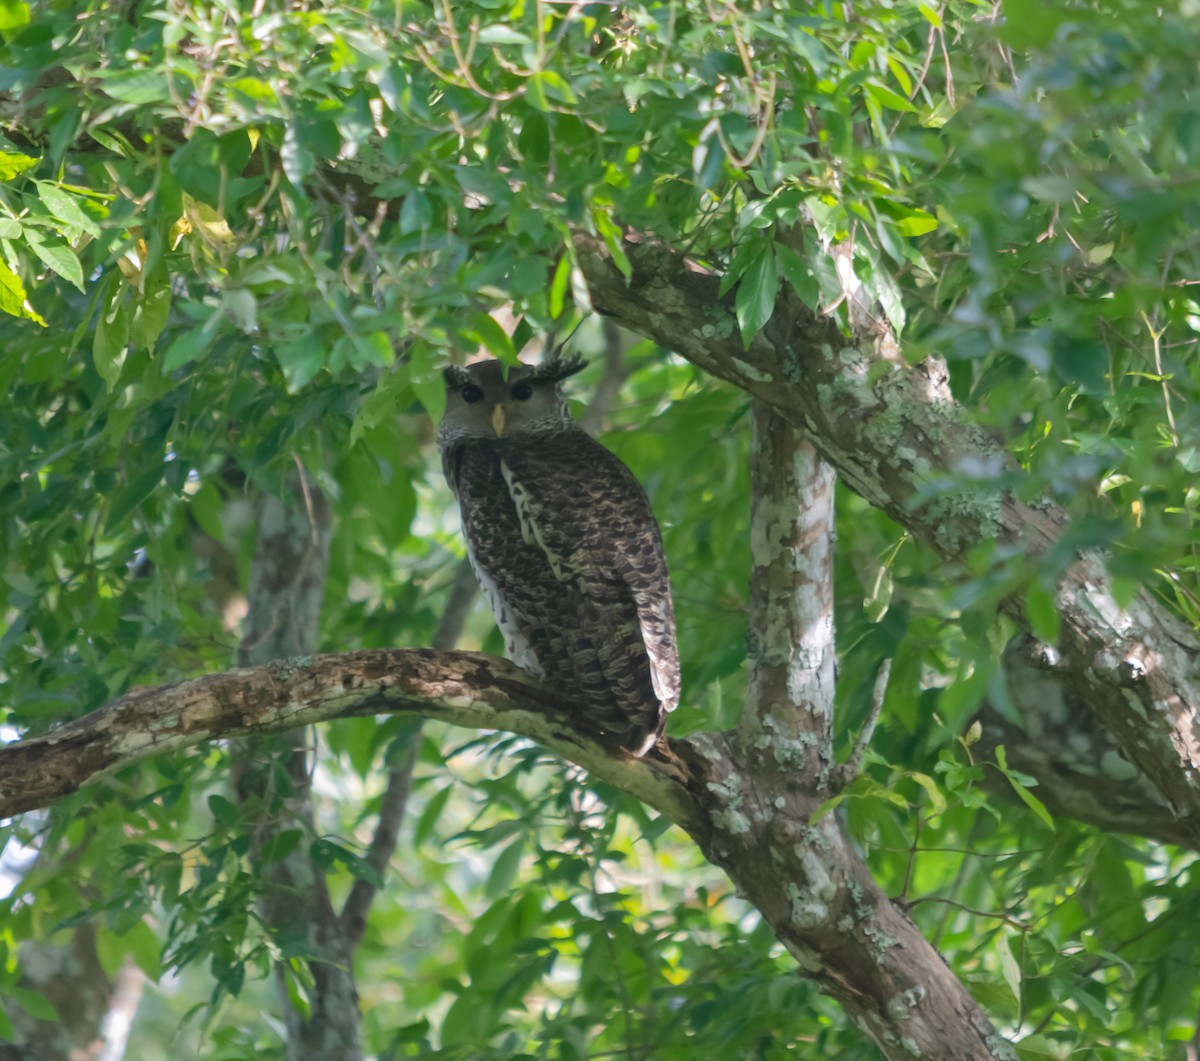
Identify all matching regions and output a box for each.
[500,430,680,752]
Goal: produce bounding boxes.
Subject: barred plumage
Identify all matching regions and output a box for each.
[437,357,680,755]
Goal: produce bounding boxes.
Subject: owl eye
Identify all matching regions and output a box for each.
[460,384,484,403]
[511,382,534,401]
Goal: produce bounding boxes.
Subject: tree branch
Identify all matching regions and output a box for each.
[840,658,892,790]
[971,638,1195,848]
[741,400,836,784]
[575,232,1200,841]
[0,651,1015,1059]
[0,649,697,828]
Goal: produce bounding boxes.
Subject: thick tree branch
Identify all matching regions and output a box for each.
[972,638,1194,848]
[0,650,696,827]
[0,653,1014,1060]
[575,233,1200,840]
[742,400,836,783]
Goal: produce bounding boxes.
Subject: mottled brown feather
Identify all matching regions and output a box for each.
[438,361,679,754]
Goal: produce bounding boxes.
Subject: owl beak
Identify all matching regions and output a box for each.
[491,404,506,438]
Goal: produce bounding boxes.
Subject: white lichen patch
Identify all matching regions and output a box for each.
[887,985,927,1021]
[797,848,837,903]
[788,882,830,929]
[718,806,752,834]
[863,920,899,963]
[707,772,752,834]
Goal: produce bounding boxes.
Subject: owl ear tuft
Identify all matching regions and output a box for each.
[528,353,589,385]
[443,364,473,389]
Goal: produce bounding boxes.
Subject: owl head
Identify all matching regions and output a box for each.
[438,356,589,442]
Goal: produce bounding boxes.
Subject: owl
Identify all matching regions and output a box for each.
[437,356,680,756]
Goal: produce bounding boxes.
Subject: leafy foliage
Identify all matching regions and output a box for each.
[1,0,1199,1057]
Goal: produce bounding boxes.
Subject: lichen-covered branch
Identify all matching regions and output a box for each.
[741,400,836,784]
[0,654,1015,1060]
[974,638,1195,848]
[575,233,1200,840]
[0,649,694,827]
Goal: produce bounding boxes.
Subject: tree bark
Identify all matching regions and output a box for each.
[574,232,1200,843]
[0,647,1016,1060]
[230,475,362,1061]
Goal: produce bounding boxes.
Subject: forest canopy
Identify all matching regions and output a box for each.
[1,0,1199,1059]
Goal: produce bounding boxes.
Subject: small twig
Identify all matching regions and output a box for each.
[292,455,321,549]
[905,893,1029,931]
[838,658,891,788]
[901,811,921,901]
[1142,311,1178,447]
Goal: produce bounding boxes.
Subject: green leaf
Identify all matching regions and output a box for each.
[353,331,394,367]
[999,0,1063,48]
[161,325,214,373]
[0,256,45,325]
[260,828,305,864]
[1015,1033,1069,1057]
[207,793,240,824]
[9,987,57,1021]
[93,278,130,388]
[1024,580,1060,644]
[893,211,938,237]
[0,147,37,179]
[124,920,164,980]
[411,365,446,424]
[592,210,631,279]
[25,229,85,291]
[414,784,453,846]
[37,182,102,238]
[908,771,946,817]
[94,927,124,977]
[526,71,576,111]
[865,82,916,113]
[1000,935,1022,1004]
[917,2,943,27]
[809,793,847,824]
[461,312,517,362]
[478,25,531,45]
[485,837,525,899]
[131,270,173,352]
[518,112,550,166]
[105,462,164,531]
[735,245,779,345]
[995,747,1055,831]
[93,69,167,105]
[776,242,819,310]
[864,563,893,623]
[281,121,315,186]
[548,253,571,319]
